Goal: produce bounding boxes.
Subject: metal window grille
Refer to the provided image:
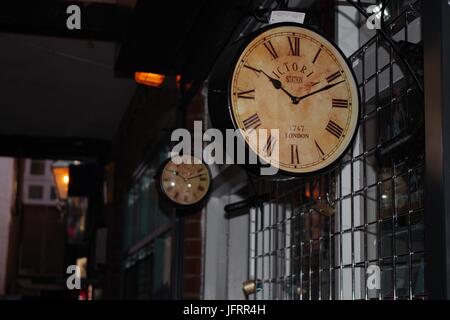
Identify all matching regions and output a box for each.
[248,0,424,300]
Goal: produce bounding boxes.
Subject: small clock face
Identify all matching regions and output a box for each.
[230,24,360,174]
[160,155,211,206]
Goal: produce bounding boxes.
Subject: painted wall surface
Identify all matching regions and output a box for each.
[0,157,15,296]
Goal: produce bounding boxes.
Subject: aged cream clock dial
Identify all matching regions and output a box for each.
[229,23,360,175]
[160,155,211,206]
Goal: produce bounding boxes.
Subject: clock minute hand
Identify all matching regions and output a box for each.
[296,80,345,102]
[186,173,206,180]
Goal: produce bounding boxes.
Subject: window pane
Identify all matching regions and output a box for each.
[30,160,46,175]
[28,185,43,199]
[50,186,57,200]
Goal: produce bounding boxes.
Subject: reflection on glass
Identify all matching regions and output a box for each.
[395,175,409,214]
[396,215,409,255]
[380,180,393,219]
[410,167,424,211]
[412,253,425,297]
[381,259,394,299]
[381,219,393,258]
[396,255,410,298]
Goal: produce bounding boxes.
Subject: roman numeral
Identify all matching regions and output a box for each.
[312,47,322,64]
[263,134,277,157]
[263,40,278,60]
[242,113,261,130]
[332,99,348,108]
[244,64,261,77]
[326,71,342,83]
[288,36,300,56]
[198,185,205,192]
[236,89,255,100]
[290,144,300,164]
[315,140,325,159]
[326,120,344,138]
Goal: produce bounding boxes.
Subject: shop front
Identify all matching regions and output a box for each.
[107,0,450,300]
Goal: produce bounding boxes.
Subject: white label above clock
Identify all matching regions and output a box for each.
[269,10,306,24]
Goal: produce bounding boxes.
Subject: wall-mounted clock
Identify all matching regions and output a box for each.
[209,22,360,177]
[157,155,211,209]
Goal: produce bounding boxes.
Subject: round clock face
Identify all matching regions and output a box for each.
[230,24,360,175]
[160,155,211,206]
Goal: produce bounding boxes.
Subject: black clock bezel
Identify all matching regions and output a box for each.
[224,22,361,178]
[156,155,212,210]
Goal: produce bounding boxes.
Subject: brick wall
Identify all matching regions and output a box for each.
[182,211,203,299]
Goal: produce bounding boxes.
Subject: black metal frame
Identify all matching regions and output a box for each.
[423,0,450,300]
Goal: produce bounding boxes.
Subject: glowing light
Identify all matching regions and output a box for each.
[51,165,70,200]
[135,72,165,87]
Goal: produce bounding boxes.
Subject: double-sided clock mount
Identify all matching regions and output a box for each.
[208,22,361,178]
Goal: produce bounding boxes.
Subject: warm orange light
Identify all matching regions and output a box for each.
[52,166,70,200]
[305,181,311,198]
[135,72,165,87]
[176,74,182,88]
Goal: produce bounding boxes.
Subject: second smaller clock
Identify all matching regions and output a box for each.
[158,154,211,210]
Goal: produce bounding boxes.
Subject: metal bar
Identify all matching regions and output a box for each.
[299,207,303,300]
[351,148,355,300]
[423,0,450,300]
[339,164,344,300]
[328,171,333,300]
[407,169,413,300]
[389,28,397,300]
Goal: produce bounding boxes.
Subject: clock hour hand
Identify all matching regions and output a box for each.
[259,70,300,103]
[296,80,345,103]
[247,65,300,104]
[167,170,186,180]
[280,87,301,104]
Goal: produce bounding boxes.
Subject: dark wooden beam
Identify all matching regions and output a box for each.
[0,1,132,41]
[0,135,111,162]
